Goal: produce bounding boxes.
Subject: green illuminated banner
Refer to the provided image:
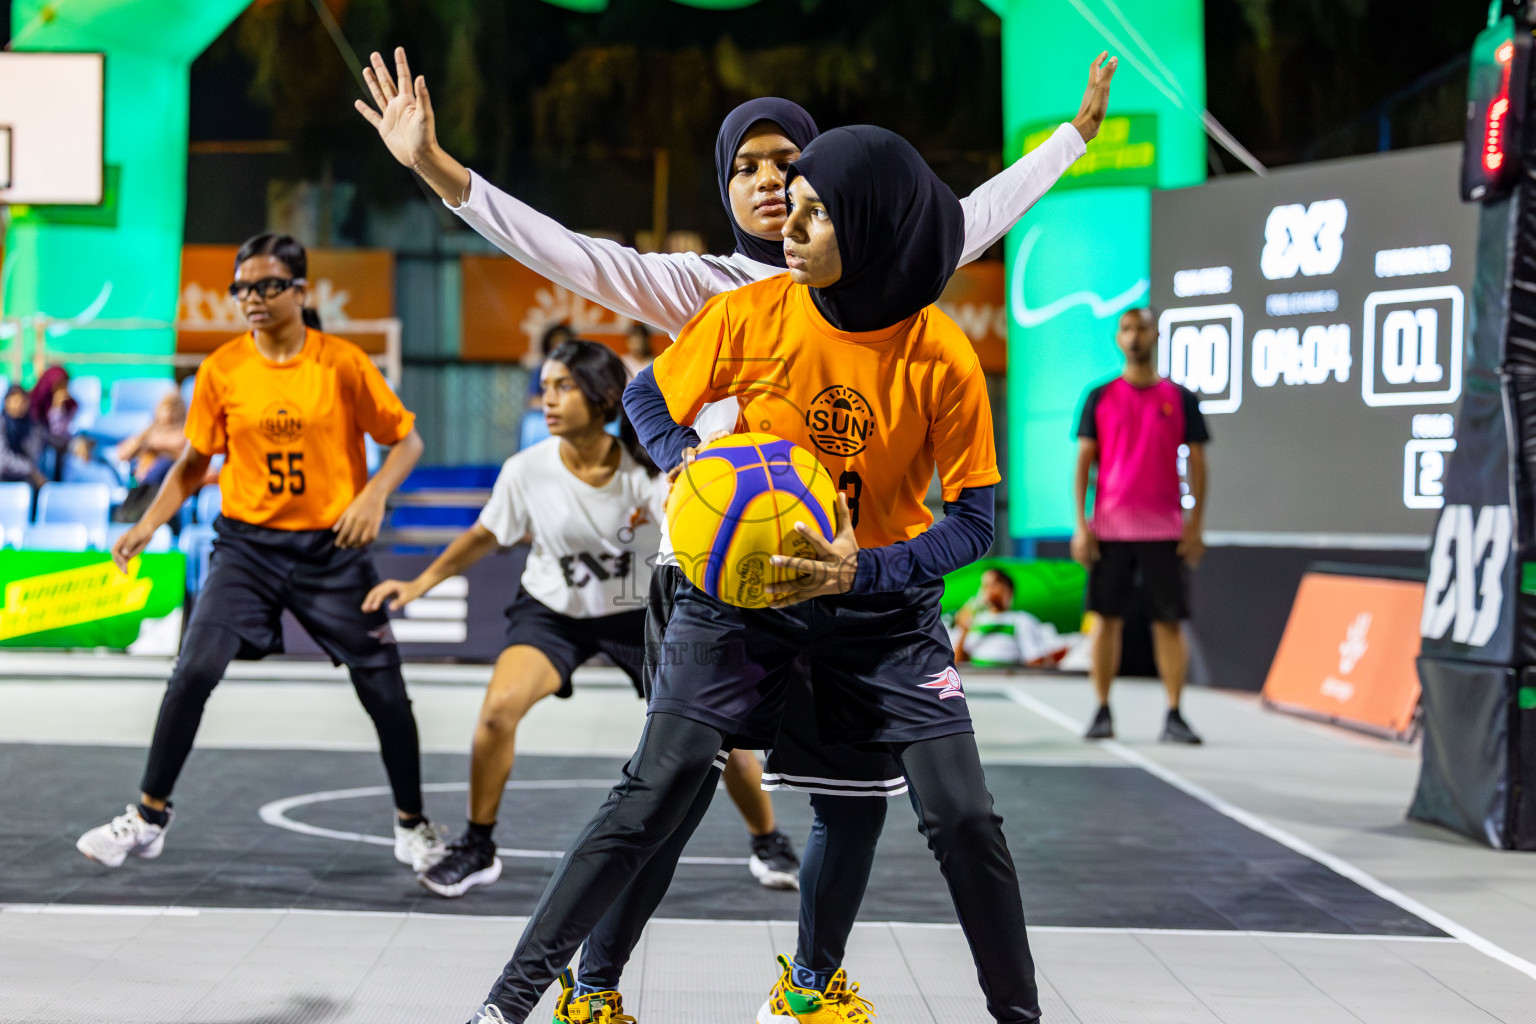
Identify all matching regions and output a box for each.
[0,551,185,648]
[5,0,250,388]
[1000,0,1206,536]
[1020,113,1158,190]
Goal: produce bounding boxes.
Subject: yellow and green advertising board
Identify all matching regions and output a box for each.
[0,552,184,648]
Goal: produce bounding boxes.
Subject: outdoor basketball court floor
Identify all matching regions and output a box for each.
[2,658,1534,1022]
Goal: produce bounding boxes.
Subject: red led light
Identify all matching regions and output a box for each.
[1487,96,1510,172]
[1484,40,1515,175]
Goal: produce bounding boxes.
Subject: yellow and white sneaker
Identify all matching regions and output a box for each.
[757,954,876,1023]
[552,968,636,1024]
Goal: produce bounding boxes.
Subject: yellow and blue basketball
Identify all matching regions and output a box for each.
[667,432,838,609]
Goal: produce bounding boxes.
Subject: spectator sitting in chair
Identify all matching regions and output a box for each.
[953,567,1069,668]
[29,365,77,481]
[116,392,187,489]
[2,385,46,488]
[112,393,188,525]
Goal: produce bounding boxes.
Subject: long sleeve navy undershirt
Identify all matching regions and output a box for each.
[623,366,995,593]
[624,365,700,474]
[849,484,994,593]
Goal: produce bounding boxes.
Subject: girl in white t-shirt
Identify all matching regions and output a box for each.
[365,340,772,897]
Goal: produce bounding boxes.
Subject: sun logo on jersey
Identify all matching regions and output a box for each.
[259,401,306,445]
[805,385,875,457]
[919,666,966,700]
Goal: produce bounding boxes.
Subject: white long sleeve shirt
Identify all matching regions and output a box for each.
[447,122,1087,338]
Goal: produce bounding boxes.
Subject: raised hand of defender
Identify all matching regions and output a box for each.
[766,492,859,605]
[354,47,436,169]
[1072,51,1118,143]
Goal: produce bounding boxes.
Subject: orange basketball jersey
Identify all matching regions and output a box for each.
[652,274,998,549]
[185,330,414,531]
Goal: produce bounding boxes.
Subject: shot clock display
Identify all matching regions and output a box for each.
[1150,145,1478,541]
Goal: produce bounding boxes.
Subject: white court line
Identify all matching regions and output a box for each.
[0,903,1460,942]
[1005,687,1536,982]
[257,780,750,867]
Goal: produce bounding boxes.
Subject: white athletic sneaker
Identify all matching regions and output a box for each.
[76,804,173,868]
[394,819,450,872]
[468,1005,511,1024]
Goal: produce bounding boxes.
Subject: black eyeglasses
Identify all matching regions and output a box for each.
[228,277,305,301]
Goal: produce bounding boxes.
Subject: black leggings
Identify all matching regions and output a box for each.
[575,788,889,990]
[484,714,1039,1023]
[139,623,424,816]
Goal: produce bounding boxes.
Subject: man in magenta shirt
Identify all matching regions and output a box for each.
[1071,307,1209,744]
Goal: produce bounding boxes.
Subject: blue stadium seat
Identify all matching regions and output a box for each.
[87,376,174,444]
[62,456,122,487]
[179,373,197,412]
[107,523,173,553]
[0,482,30,539]
[389,506,481,529]
[68,375,102,432]
[398,465,501,491]
[36,482,111,549]
[178,524,215,595]
[197,484,221,524]
[110,376,176,416]
[20,523,90,551]
[519,409,551,451]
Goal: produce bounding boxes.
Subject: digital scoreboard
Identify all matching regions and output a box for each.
[1150,144,1479,543]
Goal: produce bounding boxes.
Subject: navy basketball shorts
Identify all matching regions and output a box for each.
[191,514,401,670]
[1086,539,1190,622]
[502,591,647,698]
[647,575,974,750]
[644,564,907,796]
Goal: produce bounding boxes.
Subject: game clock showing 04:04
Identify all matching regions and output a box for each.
[1149,144,1479,542]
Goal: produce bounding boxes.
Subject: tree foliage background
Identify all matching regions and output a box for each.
[184,0,1493,250]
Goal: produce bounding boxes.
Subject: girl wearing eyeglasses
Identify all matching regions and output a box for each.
[76,233,447,875]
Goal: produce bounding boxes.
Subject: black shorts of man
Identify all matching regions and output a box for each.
[1071,307,1209,744]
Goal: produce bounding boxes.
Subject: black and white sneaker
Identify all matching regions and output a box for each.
[419,829,503,898]
[749,830,801,891]
[1161,708,1203,745]
[1084,705,1114,740]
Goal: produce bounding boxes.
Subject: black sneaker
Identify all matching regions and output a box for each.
[748,830,801,890]
[1161,708,1203,745]
[419,829,503,898]
[1084,705,1114,740]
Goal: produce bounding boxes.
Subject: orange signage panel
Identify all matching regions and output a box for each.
[177,245,395,355]
[1261,573,1425,739]
[459,254,1006,370]
[460,254,672,363]
[938,260,1006,374]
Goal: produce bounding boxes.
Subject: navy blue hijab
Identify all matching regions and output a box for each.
[787,126,964,333]
[714,98,820,268]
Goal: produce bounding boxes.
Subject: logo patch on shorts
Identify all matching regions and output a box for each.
[919,666,965,700]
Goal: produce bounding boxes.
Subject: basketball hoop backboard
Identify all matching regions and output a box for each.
[0,52,104,206]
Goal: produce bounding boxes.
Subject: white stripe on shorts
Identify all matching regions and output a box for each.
[712,749,729,771]
[760,771,908,798]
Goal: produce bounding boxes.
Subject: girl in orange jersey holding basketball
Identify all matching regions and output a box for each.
[76,234,447,875]
[472,126,1042,1024]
